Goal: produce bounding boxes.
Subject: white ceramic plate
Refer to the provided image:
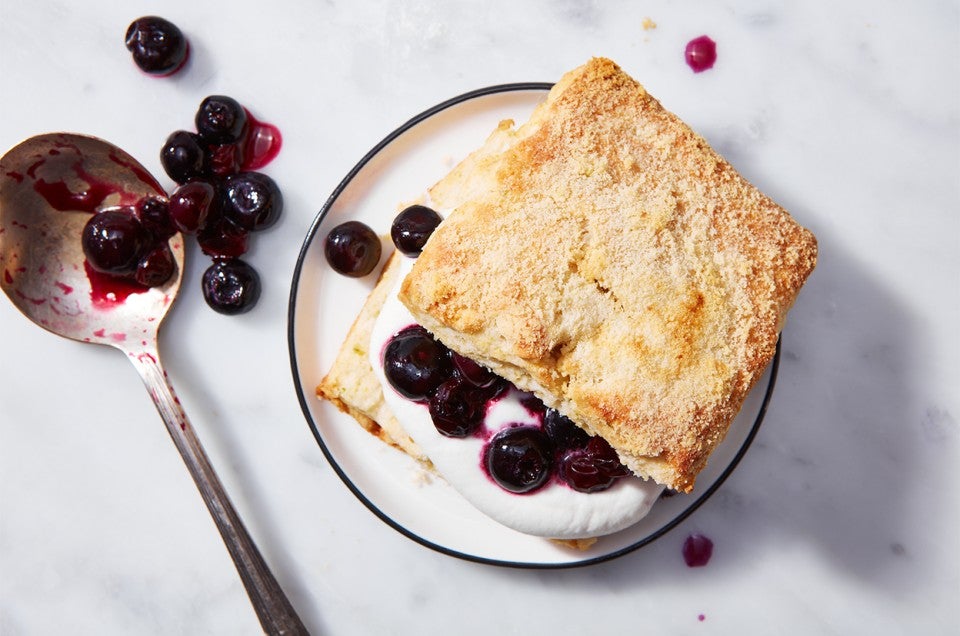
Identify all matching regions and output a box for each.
[288,85,779,568]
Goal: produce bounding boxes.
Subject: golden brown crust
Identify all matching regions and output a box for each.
[399,58,817,492]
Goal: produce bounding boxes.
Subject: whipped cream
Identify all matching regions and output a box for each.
[369,255,664,540]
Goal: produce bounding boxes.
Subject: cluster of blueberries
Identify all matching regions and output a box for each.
[84,17,283,314]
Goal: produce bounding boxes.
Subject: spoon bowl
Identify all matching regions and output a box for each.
[0,133,307,635]
[0,133,183,347]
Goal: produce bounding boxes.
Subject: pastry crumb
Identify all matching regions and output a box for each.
[410,465,435,487]
[551,537,598,551]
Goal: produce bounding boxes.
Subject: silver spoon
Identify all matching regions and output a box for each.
[0,133,308,635]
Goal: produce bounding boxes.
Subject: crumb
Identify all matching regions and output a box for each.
[551,537,599,550]
[410,466,434,487]
[642,17,657,30]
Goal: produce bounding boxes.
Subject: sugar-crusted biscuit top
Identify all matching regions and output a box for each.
[399,57,817,492]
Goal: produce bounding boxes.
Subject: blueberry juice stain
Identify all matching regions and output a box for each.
[27,140,163,213]
[15,140,168,307]
[84,262,150,309]
[241,110,282,171]
[682,533,714,567]
[685,35,717,73]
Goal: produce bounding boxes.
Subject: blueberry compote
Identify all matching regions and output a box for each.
[80,197,176,291]
[156,96,283,313]
[381,325,633,495]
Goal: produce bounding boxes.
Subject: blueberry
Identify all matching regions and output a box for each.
[206,142,244,178]
[201,258,261,315]
[543,408,590,451]
[136,196,176,241]
[160,131,207,184]
[135,244,176,287]
[197,213,249,258]
[168,181,216,234]
[558,437,631,493]
[221,172,283,231]
[196,96,248,144]
[428,376,487,438]
[382,325,452,401]
[125,16,189,76]
[390,205,442,256]
[81,210,147,276]
[324,220,381,277]
[450,352,498,388]
[484,426,554,494]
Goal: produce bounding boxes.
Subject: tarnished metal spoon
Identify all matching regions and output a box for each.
[0,133,307,635]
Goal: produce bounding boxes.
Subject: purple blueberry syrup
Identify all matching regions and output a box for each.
[685,35,717,73]
[381,324,634,495]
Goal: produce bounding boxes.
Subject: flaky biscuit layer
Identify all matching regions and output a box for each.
[399,58,817,492]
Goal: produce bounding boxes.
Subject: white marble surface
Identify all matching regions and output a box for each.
[1,1,958,634]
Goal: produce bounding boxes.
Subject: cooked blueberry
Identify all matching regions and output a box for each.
[201,258,260,314]
[160,131,206,184]
[484,426,553,494]
[390,205,442,256]
[429,376,487,437]
[168,181,216,234]
[543,408,590,450]
[197,212,249,258]
[558,437,631,493]
[81,210,147,276]
[382,325,451,401]
[221,171,282,231]
[324,220,381,277]
[450,352,498,388]
[136,196,176,240]
[125,16,189,76]
[135,243,176,287]
[519,393,547,419]
[205,142,244,178]
[195,95,248,144]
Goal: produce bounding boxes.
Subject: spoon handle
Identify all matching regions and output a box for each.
[129,349,309,636]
